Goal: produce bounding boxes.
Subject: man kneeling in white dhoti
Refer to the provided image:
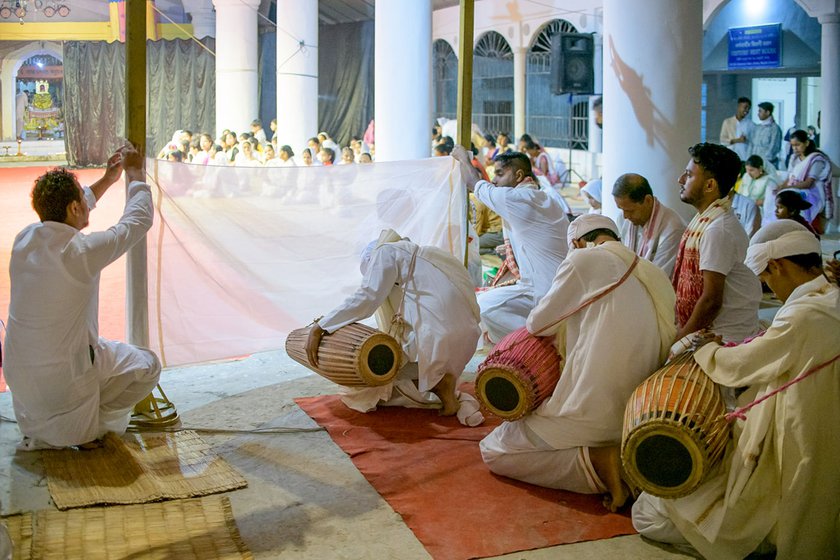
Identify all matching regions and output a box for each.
[4,144,161,451]
[305,229,484,426]
[479,215,676,511]
[631,220,840,560]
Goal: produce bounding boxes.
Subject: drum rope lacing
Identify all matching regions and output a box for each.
[723,351,840,422]
[483,254,640,364]
[388,247,419,344]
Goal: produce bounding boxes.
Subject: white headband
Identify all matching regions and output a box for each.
[360,228,405,275]
[580,179,602,203]
[745,224,821,275]
[567,214,619,249]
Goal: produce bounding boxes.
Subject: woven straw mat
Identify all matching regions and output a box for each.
[2,513,33,560]
[27,495,251,560]
[42,430,247,510]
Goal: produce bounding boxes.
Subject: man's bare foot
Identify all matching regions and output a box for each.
[589,445,632,513]
[431,373,461,416]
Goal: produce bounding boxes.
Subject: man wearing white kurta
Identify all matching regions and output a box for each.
[452,146,568,343]
[633,221,840,560]
[4,146,160,450]
[479,215,676,511]
[307,230,483,425]
[612,173,685,278]
[719,97,753,161]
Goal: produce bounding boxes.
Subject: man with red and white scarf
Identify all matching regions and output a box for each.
[672,142,761,344]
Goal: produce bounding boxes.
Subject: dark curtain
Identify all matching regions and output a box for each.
[258,31,277,131]
[63,39,215,166]
[147,38,216,156]
[318,21,374,147]
[63,42,125,166]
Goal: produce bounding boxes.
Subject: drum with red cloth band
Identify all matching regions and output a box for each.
[475,327,562,420]
[285,323,401,387]
[621,352,731,498]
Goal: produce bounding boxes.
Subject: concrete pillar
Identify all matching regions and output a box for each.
[592,31,603,95]
[818,14,840,171]
[601,0,702,223]
[819,13,840,231]
[212,0,259,137]
[513,47,527,140]
[276,0,318,155]
[183,0,216,39]
[375,0,432,162]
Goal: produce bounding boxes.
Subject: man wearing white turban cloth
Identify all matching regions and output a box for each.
[480,215,677,512]
[306,229,483,426]
[633,220,840,560]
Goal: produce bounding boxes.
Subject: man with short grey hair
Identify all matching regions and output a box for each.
[612,173,685,277]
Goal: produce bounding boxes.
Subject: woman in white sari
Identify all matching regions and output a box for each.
[739,155,780,227]
[785,129,833,233]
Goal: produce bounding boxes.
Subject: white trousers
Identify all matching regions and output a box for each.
[17,338,161,450]
[477,284,534,343]
[93,338,162,437]
[479,419,606,493]
[631,492,689,544]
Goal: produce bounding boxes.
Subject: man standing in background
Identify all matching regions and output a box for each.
[719,97,753,161]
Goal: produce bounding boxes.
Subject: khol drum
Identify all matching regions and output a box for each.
[475,327,562,420]
[285,323,401,387]
[621,352,730,498]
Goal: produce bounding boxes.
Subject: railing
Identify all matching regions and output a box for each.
[473,113,514,138]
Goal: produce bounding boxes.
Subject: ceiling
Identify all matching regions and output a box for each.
[0,0,469,29]
[273,0,464,25]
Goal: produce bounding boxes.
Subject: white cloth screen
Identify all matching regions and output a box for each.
[145,157,466,367]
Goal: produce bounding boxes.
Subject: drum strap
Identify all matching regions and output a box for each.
[724,351,840,422]
[485,254,640,363]
[390,247,419,342]
[531,254,640,337]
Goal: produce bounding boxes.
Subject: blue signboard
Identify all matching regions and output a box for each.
[728,24,782,69]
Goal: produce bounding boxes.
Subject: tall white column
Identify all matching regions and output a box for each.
[819,13,840,232]
[592,31,603,94]
[513,47,527,139]
[819,13,840,173]
[601,0,702,223]
[375,0,432,162]
[213,0,259,137]
[182,0,216,39]
[276,0,318,154]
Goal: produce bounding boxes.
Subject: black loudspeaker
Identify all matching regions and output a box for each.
[550,33,594,95]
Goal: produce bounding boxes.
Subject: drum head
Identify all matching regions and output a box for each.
[475,366,531,420]
[367,343,395,377]
[621,422,708,499]
[357,332,401,386]
[634,434,693,488]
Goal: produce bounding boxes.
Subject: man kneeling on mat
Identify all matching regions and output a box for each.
[4,144,161,451]
[631,220,840,560]
[305,229,484,427]
[480,214,676,510]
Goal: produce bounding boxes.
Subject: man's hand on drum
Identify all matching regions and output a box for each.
[826,259,840,286]
[692,329,722,350]
[305,323,326,366]
[668,329,722,361]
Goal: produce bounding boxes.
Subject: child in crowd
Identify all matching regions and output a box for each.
[775,189,819,238]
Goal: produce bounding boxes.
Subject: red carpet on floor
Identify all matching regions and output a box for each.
[0,166,127,391]
[295,393,635,560]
